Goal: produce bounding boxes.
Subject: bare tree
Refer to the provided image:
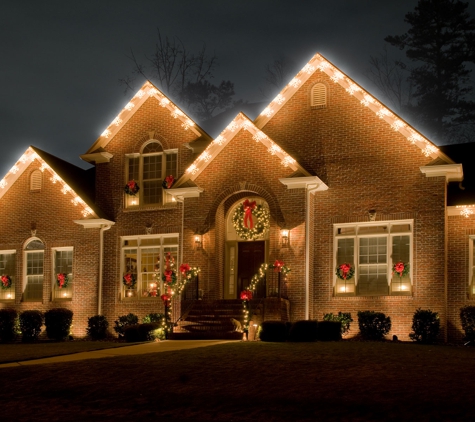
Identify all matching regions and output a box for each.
[259,57,296,99]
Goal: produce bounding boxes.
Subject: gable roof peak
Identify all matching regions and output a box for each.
[254,52,441,161]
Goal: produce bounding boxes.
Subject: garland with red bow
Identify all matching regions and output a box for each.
[1,275,12,290]
[162,252,177,286]
[162,175,175,189]
[269,260,291,276]
[392,261,410,278]
[335,263,355,281]
[232,200,270,240]
[57,273,70,289]
[124,179,140,196]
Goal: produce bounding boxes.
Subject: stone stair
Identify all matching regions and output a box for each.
[171,300,245,340]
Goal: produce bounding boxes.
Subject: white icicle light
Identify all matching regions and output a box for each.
[423,144,438,157]
[227,121,239,132]
[391,120,405,131]
[124,102,135,111]
[213,135,224,145]
[289,78,302,88]
[346,83,360,95]
[186,164,198,174]
[101,129,111,138]
[330,71,344,83]
[460,208,474,218]
[282,156,296,167]
[160,98,170,107]
[273,94,285,105]
[148,88,158,96]
[10,165,19,174]
[0,179,7,189]
[50,174,60,184]
[112,117,122,126]
[261,107,274,118]
[360,95,374,107]
[376,107,391,119]
[252,131,267,142]
[302,64,315,74]
[268,143,282,155]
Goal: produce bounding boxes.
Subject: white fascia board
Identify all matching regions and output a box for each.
[73,218,116,229]
[420,164,463,182]
[80,152,114,164]
[279,176,328,191]
[166,186,204,200]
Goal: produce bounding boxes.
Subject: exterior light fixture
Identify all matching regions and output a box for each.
[194,234,202,249]
[281,229,290,247]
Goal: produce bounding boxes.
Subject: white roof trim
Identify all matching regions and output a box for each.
[86,81,201,154]
[0,147,97,218]
[182,113,310,183]
[254,53,440,160]
[73,218,115,229]
[420,164,463,182]
[166,186,204,201]
[80,151,114,164]
[279,176,328,191]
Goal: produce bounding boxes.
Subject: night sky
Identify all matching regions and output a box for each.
[2,0,475,178]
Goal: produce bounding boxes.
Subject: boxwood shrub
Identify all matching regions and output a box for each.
[323,312,353,336]
[409,308,440,344]
[259,320,288,342]
[357,311,391,340]
[114,313,139,339]
[317,321,342,341]
[44,308,73,340]
[86,315,109,340]
[288,320,318,342]
[460,306,475,343]
[19,310,43,342]
[0,308,19,343]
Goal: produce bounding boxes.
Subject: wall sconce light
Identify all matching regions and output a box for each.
[281,229,290,247]
[194,234,202,248]
[368,209,377,221]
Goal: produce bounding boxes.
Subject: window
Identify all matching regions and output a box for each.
[30,170,42,191]
[52,248,73,300]
[311,83,327,108]
[468,236,475,297]
[334,221,412,296]
[23,239,45,301]
[0,251,16,301]
[121,234,179,299]
[125,141,178,208]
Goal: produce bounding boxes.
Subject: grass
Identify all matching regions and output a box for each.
[1,340,475,421]
[0,340,129,364]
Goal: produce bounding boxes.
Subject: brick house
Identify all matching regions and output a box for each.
[1,53,473,342]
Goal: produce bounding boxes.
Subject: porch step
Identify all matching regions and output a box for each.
[172,299,247,340]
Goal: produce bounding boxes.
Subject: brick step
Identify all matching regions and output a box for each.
[170,331,243,340]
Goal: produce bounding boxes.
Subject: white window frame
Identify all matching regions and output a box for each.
[23,238,45,302]
[0,250,16,301]
[333,220,413,296]
[52,247,73,301]
[120,233,179,299]
[468,236,475,297]
[125,140,178,208]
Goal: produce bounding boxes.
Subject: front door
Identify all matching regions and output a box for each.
[237,241,266,299]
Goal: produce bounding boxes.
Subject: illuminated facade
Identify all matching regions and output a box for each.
[0,53,473,342]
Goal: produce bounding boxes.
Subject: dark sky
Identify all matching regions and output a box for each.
[2,0,474,178]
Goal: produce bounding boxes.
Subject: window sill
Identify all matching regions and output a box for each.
[123,203,178,212]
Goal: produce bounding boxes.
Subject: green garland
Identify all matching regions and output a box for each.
[232,203,270,240]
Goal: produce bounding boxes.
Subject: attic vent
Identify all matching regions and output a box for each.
[311,83,327,109]
[30,170,42,191]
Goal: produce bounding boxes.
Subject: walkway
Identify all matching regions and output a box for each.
[0,340,234,368]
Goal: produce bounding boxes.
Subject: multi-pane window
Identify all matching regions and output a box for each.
[121,234,179,299]
[52,248,73,300]
[24,239,45,301]
[0,251,16,300]
[334,221,412,296]
[125,141,178,208]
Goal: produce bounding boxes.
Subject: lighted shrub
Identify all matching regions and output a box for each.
[87,315,109,340]
[317,321,342,341]
[139,322,164,341]
[357,311,391,340]
[0,308,19,343]
[409,308,440,344]
[44,308,73,340]
[460,306,475,343]
[259,320,288,342]
[323,312,353,336]
[114,313,139,339]
[288,320,318,342]
[19,310,43,342]
[142,313,164,324]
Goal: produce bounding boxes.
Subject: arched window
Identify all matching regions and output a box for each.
[30,170,42,191]
[311,83,327,109]
[23,238,45,301]
[125,140,178,207]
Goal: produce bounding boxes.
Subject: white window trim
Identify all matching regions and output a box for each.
[468,236,475,289]
[23,237,45,301]
[333,220,413,294]
[120,233,179,299]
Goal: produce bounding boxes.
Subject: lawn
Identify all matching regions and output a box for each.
[1,340,474,421]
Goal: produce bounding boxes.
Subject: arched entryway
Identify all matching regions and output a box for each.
[224,196,269,299]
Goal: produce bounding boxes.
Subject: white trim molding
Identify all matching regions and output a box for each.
[280,176,328,191]
[420,164,463,182]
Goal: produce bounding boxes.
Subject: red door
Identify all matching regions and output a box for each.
[237,241,266,299]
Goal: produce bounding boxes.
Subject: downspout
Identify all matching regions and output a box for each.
[98,223,112,315]
[305,184,320,320]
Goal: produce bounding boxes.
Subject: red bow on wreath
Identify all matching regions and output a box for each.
[165,175,174,189]
[272,260,284,272]
[339,263,351,280]
[243,199,256,229]
[57,273,66,288]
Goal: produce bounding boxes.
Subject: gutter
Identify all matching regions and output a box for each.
[305,184,320,320]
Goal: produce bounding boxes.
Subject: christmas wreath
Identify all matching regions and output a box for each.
[124,180,140,196]
[1,275,12,290]
[335,263,355,281]
[232,199,270,241]
[162,175,175,189]
[392,261,410,278]
[56,273,70,289]
[123,272,136,288]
